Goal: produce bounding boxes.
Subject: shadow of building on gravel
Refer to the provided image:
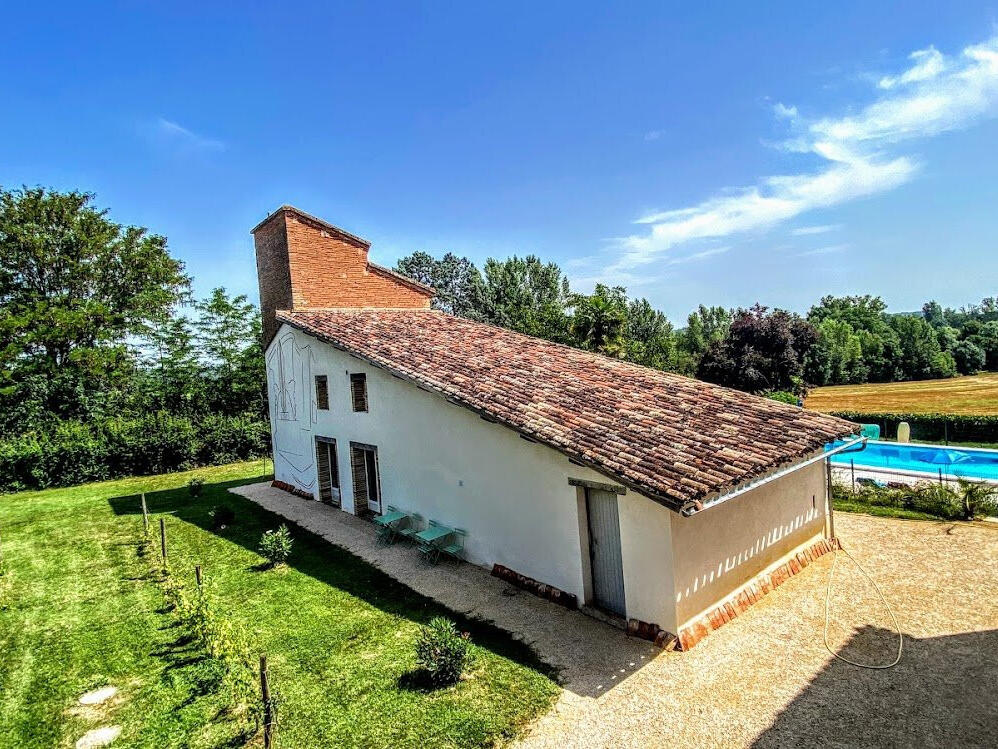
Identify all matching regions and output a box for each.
[753,626,998,747]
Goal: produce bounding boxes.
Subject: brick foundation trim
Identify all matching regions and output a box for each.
[271,480,314,501]
[491,564,578,610]
[676,536,841,651]
[626,618,679,650]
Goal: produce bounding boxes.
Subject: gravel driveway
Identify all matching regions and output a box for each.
[518,512,998,748]
[234,485,998,748]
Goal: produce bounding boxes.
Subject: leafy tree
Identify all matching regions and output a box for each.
[568,284,628,357]
[624,298,675,369]
[395,251,483,317]
[936,325,960,352]
[138,313,204,413]
[921,300,947,328]
[193,288,265,416]
[675,305,732,375]
[888,314,953,380]
[966,320,998,371]
[0,187,189,433]
[473,255,571,341]
[697,304,816,394]
[951,340,986,375]
[807,295,902,381]
[805,318,867,385]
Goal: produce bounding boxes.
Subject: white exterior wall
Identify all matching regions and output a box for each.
[265,323,671,611]
[668,460,828,629]
[265,323,828,636]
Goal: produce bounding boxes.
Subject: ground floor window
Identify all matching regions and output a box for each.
[315,437,340,506]
[349,442,382,516]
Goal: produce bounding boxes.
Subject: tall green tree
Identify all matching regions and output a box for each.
[805,318,868,385]
[568,284,628,357]
[675,305,732,375]
[473,255,571,341]
[138,313,204,414]
[624,298,675,369]
[888,314,955,380]
[193,288,265,416]
[394,251,483,317]
[0,187,189,432]
[807,295,902,382]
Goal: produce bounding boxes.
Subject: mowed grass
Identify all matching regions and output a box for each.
[0,461,558,748]
[805,372,998,415]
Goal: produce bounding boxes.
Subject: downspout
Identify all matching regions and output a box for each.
[680,436,868,517]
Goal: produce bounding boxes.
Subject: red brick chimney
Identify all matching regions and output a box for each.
[252,205,433,345]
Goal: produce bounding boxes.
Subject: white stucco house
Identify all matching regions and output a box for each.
[253,205,859,649]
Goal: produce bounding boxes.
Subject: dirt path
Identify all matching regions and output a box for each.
[234,484,998,747]
[517,512,998,748]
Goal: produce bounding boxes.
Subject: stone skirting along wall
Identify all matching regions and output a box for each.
[676,536,841,651]
[491,564,579,609]
[271,479,314,501]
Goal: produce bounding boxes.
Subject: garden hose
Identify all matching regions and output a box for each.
[823,542,903,669]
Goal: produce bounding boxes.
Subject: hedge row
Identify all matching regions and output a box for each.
[827,411,998,444]
[0,414,270,493]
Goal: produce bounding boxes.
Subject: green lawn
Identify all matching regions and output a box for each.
[0,461,558,748]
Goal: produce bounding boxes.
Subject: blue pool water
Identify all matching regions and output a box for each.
[827,440,998,481]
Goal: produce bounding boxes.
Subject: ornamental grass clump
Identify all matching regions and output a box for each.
[259,525,293,567]
[415,616,472,687]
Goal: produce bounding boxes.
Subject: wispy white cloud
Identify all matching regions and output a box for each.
[773,102,798,119]
[791,223,842,236]
[153,117,226,151]
[666,246,731,265]
[608,33,998,275]
[796,243,850,257]
[644,129,665,141]
[878,46,946,89]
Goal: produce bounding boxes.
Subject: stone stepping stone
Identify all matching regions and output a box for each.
[76,726,121,748]
[78,686,117,706]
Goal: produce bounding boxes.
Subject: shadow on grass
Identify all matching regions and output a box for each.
[107,475,557,682]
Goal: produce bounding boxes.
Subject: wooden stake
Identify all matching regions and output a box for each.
[159,518,167,565]
[850,459,856,494]
[195,565,202,588]
[260,655,274,748]
[141,493,149,535]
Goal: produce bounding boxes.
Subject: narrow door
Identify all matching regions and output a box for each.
[586,488,626,617]
[314,438,340,506]
[349,443,382,516]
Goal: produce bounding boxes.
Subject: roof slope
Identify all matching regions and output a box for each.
[278,309,856,511]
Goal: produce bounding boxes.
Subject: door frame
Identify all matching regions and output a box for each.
[349,441,383,516]
[583,486,627,618]
[314,436,340,506]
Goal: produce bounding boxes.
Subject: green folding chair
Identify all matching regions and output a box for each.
[396,513,422,543]
[441,528,466,562]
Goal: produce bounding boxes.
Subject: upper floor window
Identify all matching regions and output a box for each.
[350,373,368,412]
[315,375,329,411]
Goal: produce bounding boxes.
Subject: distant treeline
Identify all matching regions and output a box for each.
[396,251,998,396]
[2,186,995,490]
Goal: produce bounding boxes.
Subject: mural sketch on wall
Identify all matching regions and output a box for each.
[267,331,318,491]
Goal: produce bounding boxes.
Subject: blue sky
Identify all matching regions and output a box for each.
[2,2,997,322]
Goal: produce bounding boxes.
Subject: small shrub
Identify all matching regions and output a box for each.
[187,476,205,497]
[259,525,293,567]
[765,390,799,406]
[955,479,998,520]
[415,616,471,687]
[209,504,236,530]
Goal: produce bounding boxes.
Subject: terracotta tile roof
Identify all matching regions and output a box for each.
[278,309,857,511]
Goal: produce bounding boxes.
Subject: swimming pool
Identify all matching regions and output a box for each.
[827,440,998,481]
